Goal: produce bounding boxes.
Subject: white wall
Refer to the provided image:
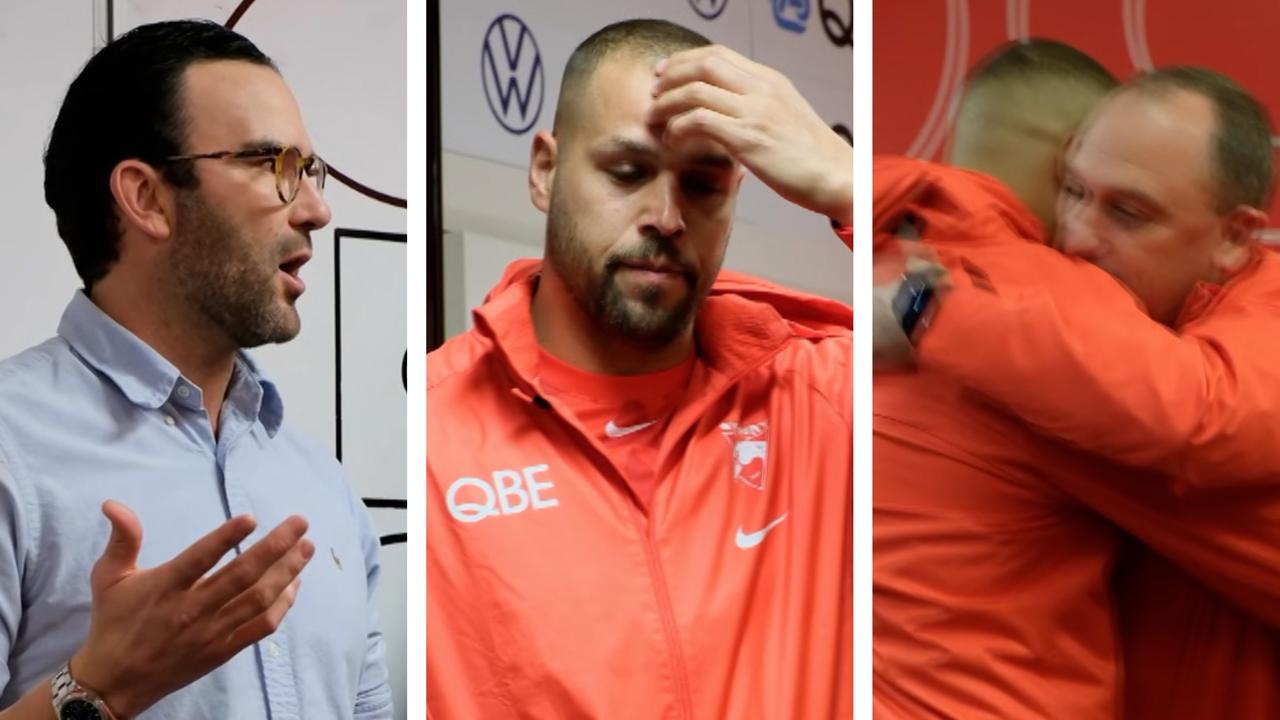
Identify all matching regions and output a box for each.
[0,2,407,716]
[439,0,855,334]
[0,4,98,351]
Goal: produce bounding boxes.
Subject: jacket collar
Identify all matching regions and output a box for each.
[471,259,848,395]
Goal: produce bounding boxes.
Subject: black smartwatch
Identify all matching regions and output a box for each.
[890,269,937,340]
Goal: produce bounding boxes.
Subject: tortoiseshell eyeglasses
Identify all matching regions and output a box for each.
[164,145,327,204]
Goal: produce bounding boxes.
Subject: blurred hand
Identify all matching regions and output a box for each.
[873,280,916,370]
[649,45,853,225]
[873,237,944,284]
[69,501,314,718]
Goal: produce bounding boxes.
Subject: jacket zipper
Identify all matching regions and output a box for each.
[516,386,697,718]
[633,504,696,720]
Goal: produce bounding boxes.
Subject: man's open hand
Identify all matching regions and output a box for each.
[68,501,314,718]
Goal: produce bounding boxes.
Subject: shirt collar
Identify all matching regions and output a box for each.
[234,353,285,437]
[56,291,285,436]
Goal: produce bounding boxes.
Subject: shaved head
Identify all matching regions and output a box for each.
[951,39,1117,229]
[553,19,710,144]
[959,40,1114,115]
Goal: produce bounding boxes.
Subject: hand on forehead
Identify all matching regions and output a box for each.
[645,44,854,223]
[646,45,772,150]
[566,52,734,163]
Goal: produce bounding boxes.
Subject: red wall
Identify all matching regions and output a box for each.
[873,0,1280,230]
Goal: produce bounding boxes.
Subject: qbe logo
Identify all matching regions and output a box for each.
[773,0,811,34]
[480,13,544,135]
[688,0,728,21]
[446,464,559,524]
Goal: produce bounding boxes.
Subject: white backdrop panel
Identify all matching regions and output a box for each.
[337,233,408,501]
[0,4,98,355]
[439,0,853,313]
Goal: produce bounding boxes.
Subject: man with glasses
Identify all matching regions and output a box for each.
[0,20,390,719]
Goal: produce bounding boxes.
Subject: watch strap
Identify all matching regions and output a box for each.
[52,662,118,720]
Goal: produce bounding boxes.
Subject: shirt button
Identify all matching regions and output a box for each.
[266,640,282,658]
[164,415,176,426]
[176,386,191,398]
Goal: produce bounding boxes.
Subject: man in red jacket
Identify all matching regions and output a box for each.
[427,19,852,719]
[875,45,1280,719]
[874,41,1129,719]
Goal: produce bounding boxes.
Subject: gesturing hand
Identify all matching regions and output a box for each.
[68,501,314,718]
[649,45,853,225]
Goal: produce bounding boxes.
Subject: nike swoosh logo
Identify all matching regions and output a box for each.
[605,420,657,438]
[735,513,788,549]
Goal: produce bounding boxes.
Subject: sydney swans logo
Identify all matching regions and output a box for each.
[481,13,545,135]
[721,420,769,490]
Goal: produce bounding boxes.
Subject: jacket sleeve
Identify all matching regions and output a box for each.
[917,244,1280,493]
[920,244,1280,628]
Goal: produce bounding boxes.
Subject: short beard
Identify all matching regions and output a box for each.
[545,192,705,349]
[168,190,304,349]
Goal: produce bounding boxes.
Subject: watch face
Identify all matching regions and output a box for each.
[59,698,103,720]
[892,270,936,337]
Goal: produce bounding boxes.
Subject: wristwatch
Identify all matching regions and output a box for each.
[890,268,938,341]
[51,663,119,720]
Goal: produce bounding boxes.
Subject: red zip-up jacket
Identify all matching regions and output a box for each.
[874,155,1280,719]
[874,157,1125,718]
[427,259,852,719]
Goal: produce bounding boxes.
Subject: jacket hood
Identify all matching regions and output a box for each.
[466,258,850,392]
[480,258,851,337]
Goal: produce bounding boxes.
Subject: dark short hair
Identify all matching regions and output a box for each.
[553,18,711,134]
[964,38,1117,97]
[43,20,277,289]
[1121,66,1274,211]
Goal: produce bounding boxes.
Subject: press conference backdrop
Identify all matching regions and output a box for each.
[439,0,855,337]
[873,0,1280,236]
[0,2,408,716]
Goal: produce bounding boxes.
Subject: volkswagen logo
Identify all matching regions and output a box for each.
[688,0,729,21]
[480,13,544,135]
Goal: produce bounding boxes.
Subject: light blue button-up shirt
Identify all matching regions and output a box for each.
[0,292,392,719]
